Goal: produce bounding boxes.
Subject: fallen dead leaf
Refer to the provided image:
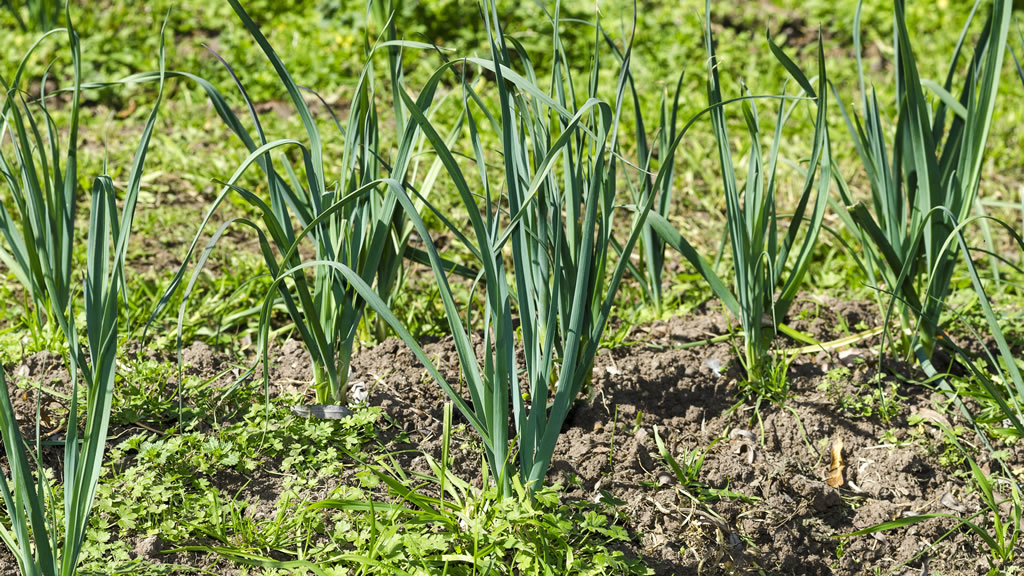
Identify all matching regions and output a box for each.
[826,436,845,488]
[117,99,137,119]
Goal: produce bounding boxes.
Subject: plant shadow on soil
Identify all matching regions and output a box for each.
[1,297,1018,575]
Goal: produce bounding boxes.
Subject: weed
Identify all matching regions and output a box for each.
[819,368,904,421]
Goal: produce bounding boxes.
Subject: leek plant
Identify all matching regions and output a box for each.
[153,0,446,406]
[0,28,79,345]
[332,0,693,495]
[831,0,1011,365]
[647,4,833,387]
[402,0,680,494]
[0,11,165,574]
[845,11,1024,554]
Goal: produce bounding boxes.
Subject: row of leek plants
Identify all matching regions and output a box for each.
[285,0,831,493]
[153,0,1019,499]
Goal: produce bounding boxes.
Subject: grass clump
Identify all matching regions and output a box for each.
[314,404,649,576]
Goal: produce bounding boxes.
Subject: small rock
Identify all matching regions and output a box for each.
[134,535,163,559]
[940,491,966,513]
[729,429,755,442]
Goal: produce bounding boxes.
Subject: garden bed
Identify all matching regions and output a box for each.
[3,301,1006,575]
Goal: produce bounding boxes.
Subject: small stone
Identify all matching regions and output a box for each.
[729,429,755,442]
[940,492,966,513]
[134,535,163,559]
[657,473,673,486]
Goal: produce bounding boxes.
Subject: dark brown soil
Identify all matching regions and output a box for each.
[346,301,1015,575]
[0,299,1016,575]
